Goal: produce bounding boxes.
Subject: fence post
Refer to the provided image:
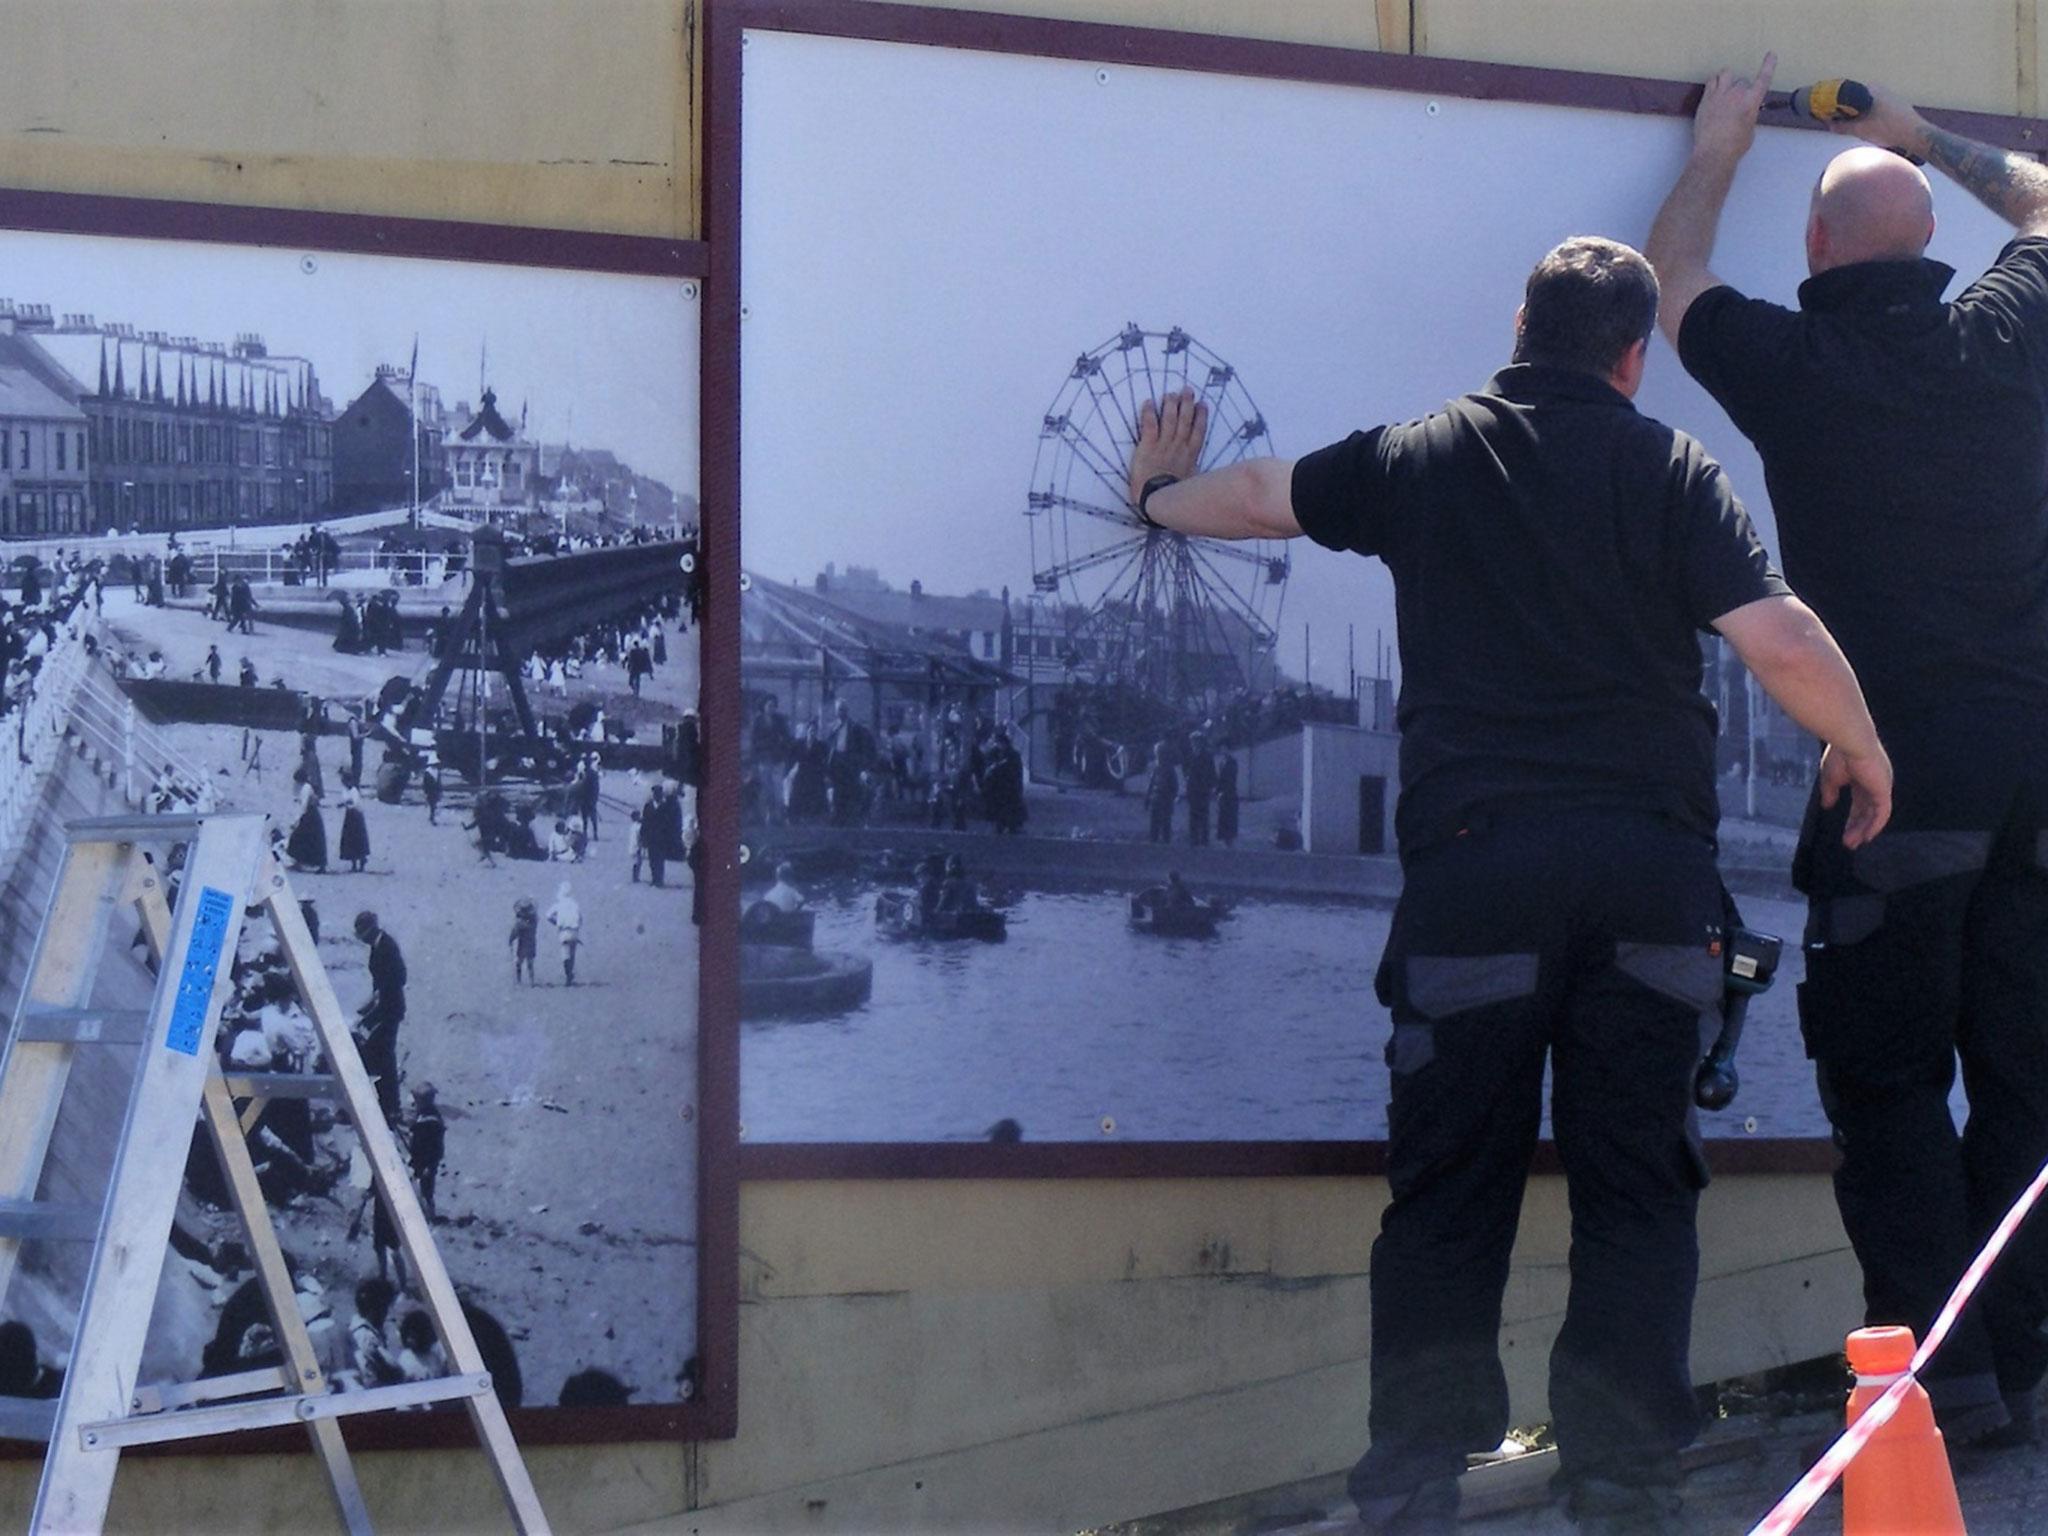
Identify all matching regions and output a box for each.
[122,695,138,804]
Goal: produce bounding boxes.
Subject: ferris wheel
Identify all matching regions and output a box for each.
[1026,324,1289,715]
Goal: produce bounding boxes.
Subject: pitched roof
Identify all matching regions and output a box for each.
[449,386,526,445]
[806,583,1006,635]
[742,575,1014,686]
[0,363,86,423]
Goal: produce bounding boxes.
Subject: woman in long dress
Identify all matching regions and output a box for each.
[337,774,371,873]
[285,768,327,872]
[332,593,362,654]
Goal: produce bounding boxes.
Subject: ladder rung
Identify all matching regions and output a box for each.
[14,1007,151,1045]
[0,1199,100,1242]
[221,1073,342,1102]
[64,814,210,843]
[0,1397,57,1443]
[80,1372,493,1450]
[133,1365,292,1416]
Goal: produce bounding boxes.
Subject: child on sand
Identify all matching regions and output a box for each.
[509,897,538,986]
[545,881,583,987]
[408,1083,446,1222]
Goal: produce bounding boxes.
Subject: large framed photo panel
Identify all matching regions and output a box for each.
[718,3,2032,1172]
[0,192,732,1449]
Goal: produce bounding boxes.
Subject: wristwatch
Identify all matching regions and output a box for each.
[1137,474,1180,529]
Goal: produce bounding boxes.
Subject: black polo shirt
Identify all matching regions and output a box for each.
[1292,363,1787,857]
[1678,240,2048,731]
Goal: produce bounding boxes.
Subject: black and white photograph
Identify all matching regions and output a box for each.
[0,227,703,1418]
[731,31,2011,1146]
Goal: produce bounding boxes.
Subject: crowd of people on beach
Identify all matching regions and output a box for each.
[522,605,678,701]
[0,525,702,1423]
[0,553,98,731]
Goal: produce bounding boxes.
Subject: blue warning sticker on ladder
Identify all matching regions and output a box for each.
[165,885,236,1057]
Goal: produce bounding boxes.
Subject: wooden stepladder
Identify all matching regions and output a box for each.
[0,813,550,1534]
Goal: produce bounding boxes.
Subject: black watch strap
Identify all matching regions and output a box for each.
[1137,473,1180,528]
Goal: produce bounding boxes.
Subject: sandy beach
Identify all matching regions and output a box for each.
[106,581,703,1409]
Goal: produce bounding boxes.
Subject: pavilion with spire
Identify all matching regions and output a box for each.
[440,383,541,522]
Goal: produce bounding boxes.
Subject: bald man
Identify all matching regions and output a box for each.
[1650,60,2048,1452]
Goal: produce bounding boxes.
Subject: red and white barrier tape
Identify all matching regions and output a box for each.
[1746,1151,2048,1536]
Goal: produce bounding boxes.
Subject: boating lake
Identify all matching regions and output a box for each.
[738,886,1883,1144]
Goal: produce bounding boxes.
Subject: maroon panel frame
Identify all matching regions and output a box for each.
[710,0,2048,1185]
[0,187,704,278]
[737,1138,1839,1180]
[0,190,731,1453]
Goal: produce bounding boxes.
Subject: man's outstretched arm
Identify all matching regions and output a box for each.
[1836,82,2048,237]
[1713,593,1893,847]
[1646,53,1777,347]
[1124,388,1300,541]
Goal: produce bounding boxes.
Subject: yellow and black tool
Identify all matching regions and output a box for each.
[1789,77,1874,124]
[1786,77,1926,163]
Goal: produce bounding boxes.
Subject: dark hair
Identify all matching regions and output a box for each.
[1513,236,1659,377]
[354,1277,396,1322]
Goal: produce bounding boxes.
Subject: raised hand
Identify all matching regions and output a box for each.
[1128,387,1210,510]
[1692,52,1777,166]
[1831,78,1929,155]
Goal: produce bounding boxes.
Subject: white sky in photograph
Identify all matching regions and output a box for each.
[0,228,699,495]
[740,31,2018,692]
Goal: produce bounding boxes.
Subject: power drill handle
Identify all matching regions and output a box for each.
[1799,78,1876,122]
[1787,79,1925,164]
[1693,991,1750,1111]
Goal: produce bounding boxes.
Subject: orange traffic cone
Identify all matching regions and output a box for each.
[1843,1326,1967,1534]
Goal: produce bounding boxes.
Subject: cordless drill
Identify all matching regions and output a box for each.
[1789,78,1875,125]
[1787,77,1926,163]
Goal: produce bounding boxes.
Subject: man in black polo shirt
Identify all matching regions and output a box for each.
[1129,238,1890,1532]
[1649,60,2048,1449]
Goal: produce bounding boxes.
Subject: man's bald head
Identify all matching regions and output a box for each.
[1806,146,1936,274]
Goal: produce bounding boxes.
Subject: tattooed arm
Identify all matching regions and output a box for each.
[1844,82,2048,236]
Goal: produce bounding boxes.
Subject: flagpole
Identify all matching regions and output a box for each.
[409,334,421,531]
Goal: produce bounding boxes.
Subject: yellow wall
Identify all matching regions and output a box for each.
[1,1174,1859,1533]
[0,1,695,236]
[0,1,2033,245]
[0,1,2021,1529]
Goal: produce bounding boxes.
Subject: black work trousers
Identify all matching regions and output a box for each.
[1796,717,2048,1416]
[1350,811,1723,1507]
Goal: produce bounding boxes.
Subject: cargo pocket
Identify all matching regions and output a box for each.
[1850,830,1991,894]
[1386,953,1540,1078]
[1404,953,1540,1019]
[1613,942,1723,1013]
[1614,940,1725,1055]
